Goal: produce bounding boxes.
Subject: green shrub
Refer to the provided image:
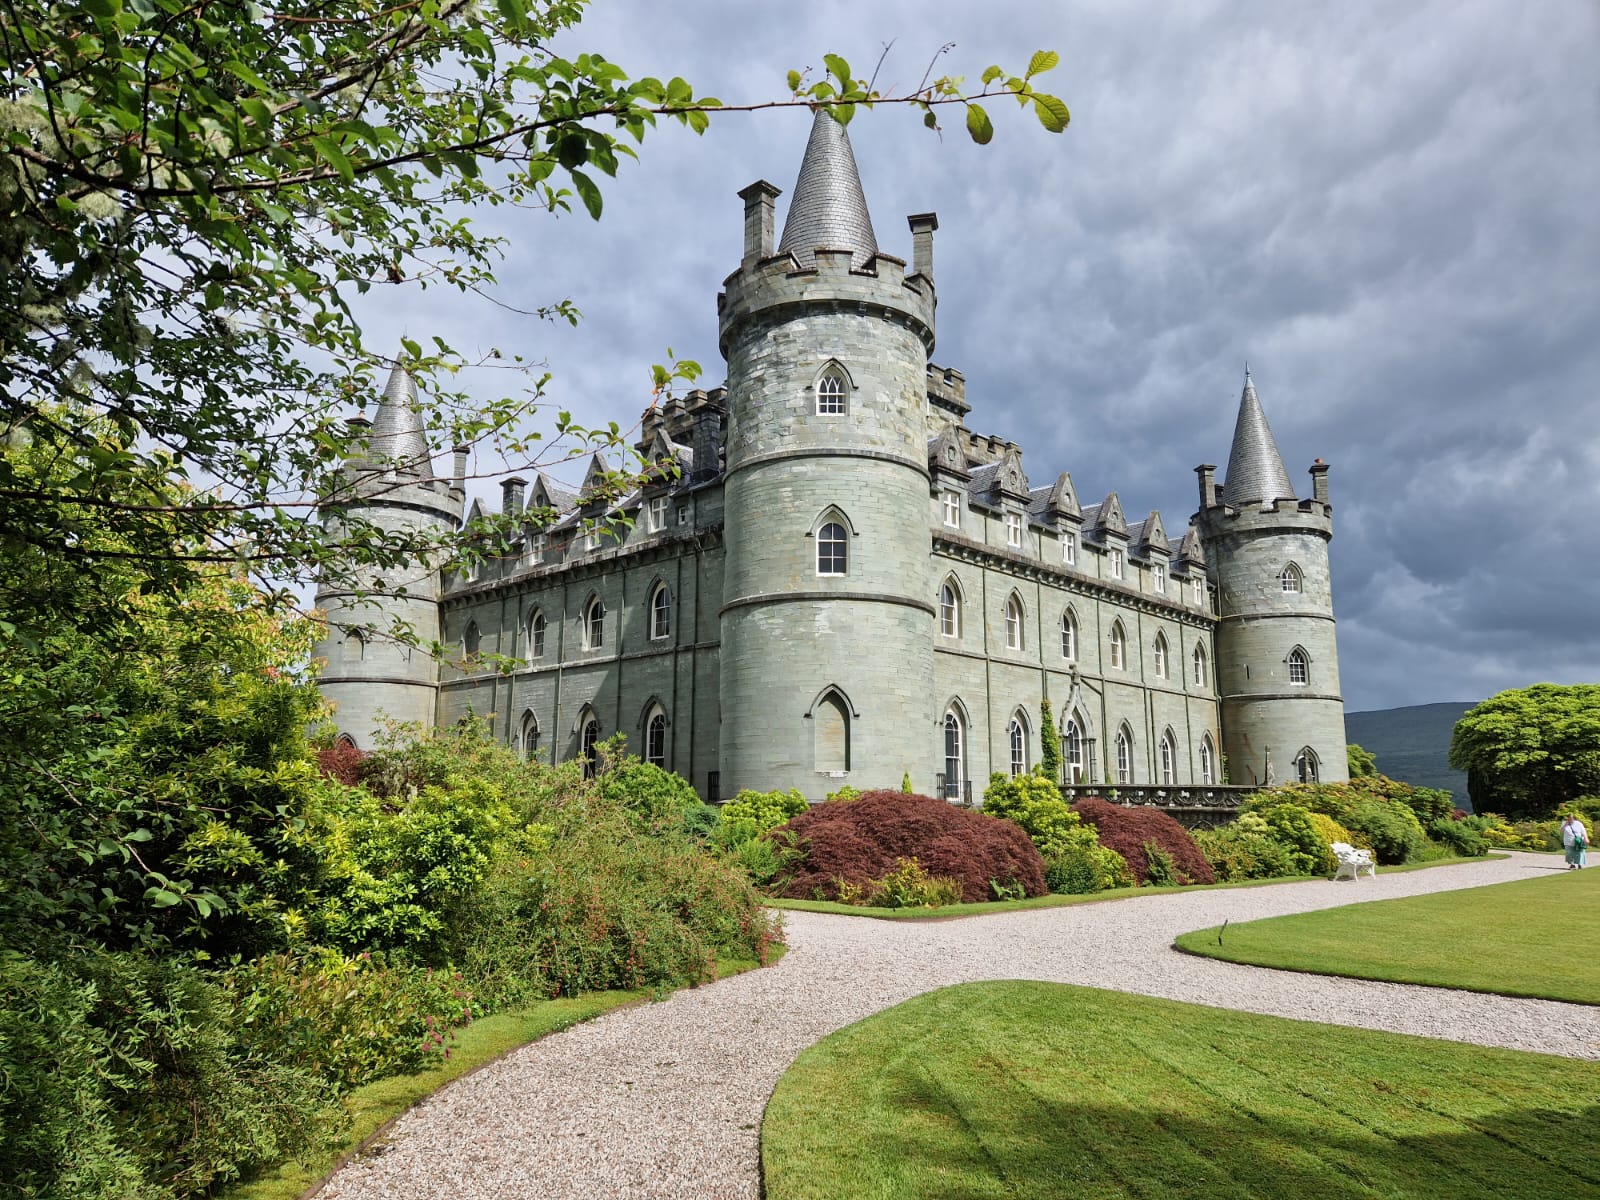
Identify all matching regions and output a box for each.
[1343,799,1426,864]
[595,750,710,838]
[871,858,963,908]
[1045,843,1133,893]
[1305,811,1357,871]
[227,949,473,1090]
[0,952,343,1200]
[1427,815,1491,858]
[982,772,1087,859]
[1192,822,1298,881]
[1250,803,1329,874]
[825,784,863,803]
[714,788,809,849]
[1481,815,1557,850]
[1246,782,1428,864]
[1143,841,1178,886]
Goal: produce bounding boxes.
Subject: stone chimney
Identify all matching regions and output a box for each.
[908,212,938,281]
[1195,464,1218,509]
[501,475,527,516]
[1309,459,1330,505]
[738,180,782,263]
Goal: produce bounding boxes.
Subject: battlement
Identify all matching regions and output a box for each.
[717,246,936,357]
[1194,461,1333,538]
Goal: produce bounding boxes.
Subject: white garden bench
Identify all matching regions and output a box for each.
[1331,842,1376,881]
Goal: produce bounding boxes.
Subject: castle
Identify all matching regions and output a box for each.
[314,111,1349,803]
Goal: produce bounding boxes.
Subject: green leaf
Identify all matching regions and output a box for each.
[1027,50,1061,78]
[965,103,994,146]
[787,69,803,92]
[1034,94,1071,133]
[149,888,182,908]
[570,170,603,220]
[982,65,1004,85]
[824,53,851,87]
[310,135,354,183]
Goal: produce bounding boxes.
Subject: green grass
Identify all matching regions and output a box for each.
[223,953,780,1200]
[764,854,1500,920]
[762,981,1600,1200]
[1175,866,1600,1004]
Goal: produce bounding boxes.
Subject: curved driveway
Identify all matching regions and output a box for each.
[321,851,1598,1200]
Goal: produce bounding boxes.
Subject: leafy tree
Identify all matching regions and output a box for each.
[1039,697,1063,782]
[1,0,1068,626]
[1450,685,1600,819]
[1347,742,1377,777]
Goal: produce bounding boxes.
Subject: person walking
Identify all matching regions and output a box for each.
[1561,813,1588,870]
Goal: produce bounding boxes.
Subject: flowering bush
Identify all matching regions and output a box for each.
[1070,798,1216,886]
[772,790,1047,903]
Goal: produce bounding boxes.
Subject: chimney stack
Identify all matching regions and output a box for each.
[738,180,782,263]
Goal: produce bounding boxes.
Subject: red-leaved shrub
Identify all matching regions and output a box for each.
[1070,797,1216,886]
[773,790,1047,903]
[316,741,366,786]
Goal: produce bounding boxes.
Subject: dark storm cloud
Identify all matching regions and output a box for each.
[353,0,1600,711]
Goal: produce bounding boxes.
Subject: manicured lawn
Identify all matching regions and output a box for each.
[1175,866,1600,1004]
[762,981,1600,1200]
[224,952,780,1200]
[765,854,1498,920]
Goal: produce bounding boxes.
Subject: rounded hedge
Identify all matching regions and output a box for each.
[773,791,1047,903]
[1070,798,1216,886]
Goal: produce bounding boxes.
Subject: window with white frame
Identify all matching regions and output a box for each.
[1288,646,1310,686]
[1200,735,1216,785]
[816,521,847,576]
[1115,726,1133,784]
[526,531,546,563]
[1192,642,1208,688]
[1192,577,1204,606]
[1008,713,1029,776]
[676,504,689,526]
[816,368,847,414]
[520,711,540,762]
[1004,595,1024,650]
[645,709,667,767]
[583,525,600,552]
[1280,562,1303,593]
[1004,512,1022,548]
[1159,732,1176,785]
[1060,610,1077,661]
[943,709,964,797]
[1152,561,1167,594]
[1062,531,1077,565]
[939,582,960,638]
[528,609,546,658]
[583,597,605,650]
[1109,622,1126,670]
[1108,547,1125,580]
[1153,632,1169,680]
[942,492,961,528]
[650,583,672,640]
[646,495,667,533]
[1064,718,1084,783]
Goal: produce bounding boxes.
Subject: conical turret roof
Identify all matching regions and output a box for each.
[368,363,433,478]
[1222,369,1294,507]
[778,109,878,268]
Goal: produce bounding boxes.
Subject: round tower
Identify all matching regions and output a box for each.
[313,365,464,747]
[716,111,938,799]
[1195,370,1348,786]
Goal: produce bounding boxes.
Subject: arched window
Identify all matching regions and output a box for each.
[343,630,365,663]
[1296,746,1320,784]
[1153,632,1169,680]
[1200,734,1217,785]
[528,609,546,658]
[1280,562,1303,593]
[1004,595,1024,650]
[814,689,850,773]
[1109,622,1127,670]
[463,620,482,657]
[939,581,961,638]
[1159,731,1177,785]
[650,583,672,641]
[1060,610,1077,661]
[1288,646,1310,686]
[943,707,965,800]
[1115,725,1133,784]
[645,708,667,767]
[1064,717,1085,784]
[816,521,847,576]
[1192,642,1208,688]
[1008,711,1029,776]
[579,715,600,779]
[335,732,358,751]
[816,367,847,415]
[520,710,540,762]
[583,597,605,650]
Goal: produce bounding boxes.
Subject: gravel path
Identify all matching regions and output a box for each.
[320,851,1599,1199]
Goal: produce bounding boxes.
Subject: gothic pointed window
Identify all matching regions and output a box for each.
[583,597,605,650]
[817,521,847,576]
[1064,717,1085,784]
[1159,731,1176,785]
[528,609,546,658]
[463,620,482,658]
[645,708,667,767]
[1109,622,1127,671]
[580,715,600,779]
[650,583,672,641]
[1004,595,1024,651]
[1060,610,1077,661]
[1153,632,1170,680]
[1295,746,1319,784]
[520,710,540,762]
[1200,734,1217,785]
[1288,646,1310,686]
[943,707,965,800]
[1115,725,1133,785]
[814,689,850,773]
[939,581,961,638]
[343,630,365,663]
[1280,562,1303,593]
[1008,711,1029,776]
[1192,642,1208,689]
[816,368,847,415]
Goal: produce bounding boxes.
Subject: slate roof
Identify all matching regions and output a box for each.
[367,365,433,477]
[778,109,878,269]
[1222,370,1296,507]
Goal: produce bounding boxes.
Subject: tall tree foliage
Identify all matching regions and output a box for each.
[1449,685,1600,819]
[1,0,1067,618]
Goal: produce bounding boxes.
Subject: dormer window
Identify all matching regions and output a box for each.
[816,368,847,415]
[1152,562,1166,594]
[1062,532,1077,566]
[647,496,667,533]
[1108,547,1125,580]
[583,525,600,552]
[1191,577,1204,606]
[1004,512,1022,548]
[942,492,961,529]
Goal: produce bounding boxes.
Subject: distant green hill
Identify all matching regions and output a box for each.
[1345,702,1478,808]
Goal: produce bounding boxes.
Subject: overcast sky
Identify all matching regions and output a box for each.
[355,0,1599,713]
